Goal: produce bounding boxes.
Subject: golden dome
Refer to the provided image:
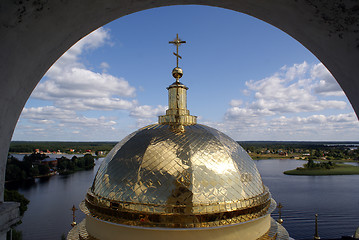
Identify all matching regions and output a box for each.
[82,123,274,228]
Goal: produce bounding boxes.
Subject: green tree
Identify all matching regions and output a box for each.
[7,229,22,240]
[38,164,50,175]
[57,157,69,171]
[6,164,24,181]
[77,158,85,169]
[4,189,29,216]
[68,161,75,171]
[83,154,95,169]
[305,159,317,169]
[29,165,39,177]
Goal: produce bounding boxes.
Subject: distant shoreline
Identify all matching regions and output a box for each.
[283,164,359,176]
[251,156,357,162]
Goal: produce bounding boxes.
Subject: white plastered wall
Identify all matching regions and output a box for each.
[85,215,271,240]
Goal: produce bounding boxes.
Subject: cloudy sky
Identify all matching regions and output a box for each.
[12,5,359,141]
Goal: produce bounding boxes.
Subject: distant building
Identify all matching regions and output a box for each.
[279,152,288,156]
[41,158,58,167]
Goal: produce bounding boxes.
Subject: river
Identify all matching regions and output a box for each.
[6,158,359,240]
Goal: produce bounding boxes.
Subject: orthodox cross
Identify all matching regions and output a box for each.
[277,202,284,224]
[71,204,78,227]
[169,34,186,67]
[314,214,320,240]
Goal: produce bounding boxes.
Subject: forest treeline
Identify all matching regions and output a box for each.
[10,141,359,153]
[238,141,359,160]
[9,141,359,161]
[9,141,116,153]
[6,153,95,182]
[238,141,359,150]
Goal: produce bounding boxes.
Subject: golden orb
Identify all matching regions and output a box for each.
[172,67,183,79]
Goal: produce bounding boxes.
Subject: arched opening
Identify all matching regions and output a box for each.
[1,1,359,239]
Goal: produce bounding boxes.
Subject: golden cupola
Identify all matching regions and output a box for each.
[68,34,290,240]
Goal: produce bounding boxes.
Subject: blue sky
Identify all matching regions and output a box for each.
[12,5,359,141]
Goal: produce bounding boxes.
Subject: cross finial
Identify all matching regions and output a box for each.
[277,202,284,224]
[314,214,320,240]
[169,34,186,67]
[71,204,78,227]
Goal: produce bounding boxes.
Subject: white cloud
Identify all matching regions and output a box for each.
[30,119,55,124]
[57,98,137,111]
[270,113,359,129]
[34,68,136,106]
[226,62,347,120]
[130,105,167,118]
[129,105,167,127]
[217,62,359,140]
[225,107,273,120]
[15,27,171,140]
[32,27,136,111]
[47,28,111,75]
[311,63,344,96]
[206,112,359,141]
[229,99,243,107]
[17,106,120,141]
[22,106,77,120]
[326,113,358,122]
[281,61,309,81]
[100,62,110,71]
[21,106,117,127]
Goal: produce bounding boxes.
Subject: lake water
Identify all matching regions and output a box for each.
[6,159,359,240]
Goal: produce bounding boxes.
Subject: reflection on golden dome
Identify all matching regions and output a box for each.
[83,124,273,228]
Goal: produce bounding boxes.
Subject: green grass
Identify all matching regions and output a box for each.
[283,164,359,176]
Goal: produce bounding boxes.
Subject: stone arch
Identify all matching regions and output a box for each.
[0,1,358,232]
